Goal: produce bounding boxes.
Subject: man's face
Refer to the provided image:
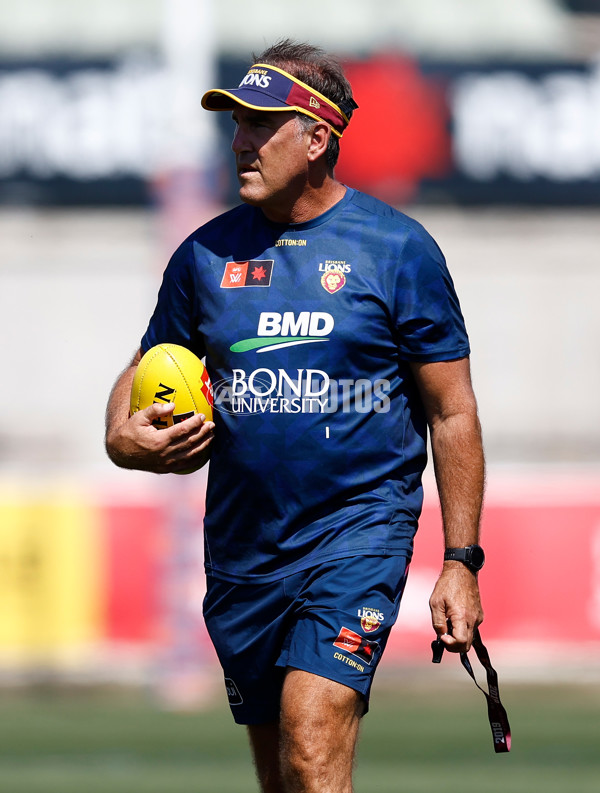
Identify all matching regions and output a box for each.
[230,106,311,222]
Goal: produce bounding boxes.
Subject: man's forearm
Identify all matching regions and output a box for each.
[411,357,485,650]
[104,352,141,466]
[429,409,485,549]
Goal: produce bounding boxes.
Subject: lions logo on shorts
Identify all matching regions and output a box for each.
[358,606,384,633]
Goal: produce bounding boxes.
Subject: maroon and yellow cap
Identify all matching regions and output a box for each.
[201,63,357,138]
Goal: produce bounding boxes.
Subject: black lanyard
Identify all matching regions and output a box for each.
[432,627,512,753]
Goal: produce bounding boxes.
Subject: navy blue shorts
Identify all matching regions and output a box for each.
[203,555,410,725]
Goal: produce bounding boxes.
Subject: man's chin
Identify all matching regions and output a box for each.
[238,185,264,207]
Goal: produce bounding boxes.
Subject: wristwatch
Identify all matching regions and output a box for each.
[444,544,485,573]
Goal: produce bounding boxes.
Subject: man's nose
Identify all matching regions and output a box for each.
[231,125,251,153]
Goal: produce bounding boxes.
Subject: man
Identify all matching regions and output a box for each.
[105,39,485,793]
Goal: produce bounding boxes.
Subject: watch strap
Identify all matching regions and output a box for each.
[444,547,469,563]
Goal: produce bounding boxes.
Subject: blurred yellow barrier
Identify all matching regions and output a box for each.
[0,493,104,655]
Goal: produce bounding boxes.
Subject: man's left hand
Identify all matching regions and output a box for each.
[429,563,484,653]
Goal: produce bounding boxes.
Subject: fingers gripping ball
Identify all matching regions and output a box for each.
[130,344,214,472]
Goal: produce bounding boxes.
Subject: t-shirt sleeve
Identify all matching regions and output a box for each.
[141,239,205,357]
[392,228,470,362]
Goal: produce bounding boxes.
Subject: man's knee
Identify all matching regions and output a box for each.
[279,669,363,792]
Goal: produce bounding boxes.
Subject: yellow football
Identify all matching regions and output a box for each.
[130,343,213,472]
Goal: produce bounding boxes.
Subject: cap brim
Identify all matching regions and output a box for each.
[201,88,291,113]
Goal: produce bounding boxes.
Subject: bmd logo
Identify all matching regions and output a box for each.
[230,311,334,354]
[258,312,333,336]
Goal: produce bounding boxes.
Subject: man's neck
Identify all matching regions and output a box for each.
[261,178,347,225]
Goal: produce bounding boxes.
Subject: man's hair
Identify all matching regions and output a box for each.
[253,39,355,171]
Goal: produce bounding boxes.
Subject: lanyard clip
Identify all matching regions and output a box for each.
[431,637,445,663]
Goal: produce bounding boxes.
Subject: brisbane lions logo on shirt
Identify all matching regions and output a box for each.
[321,271,346,293]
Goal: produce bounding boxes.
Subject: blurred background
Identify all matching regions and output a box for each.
[1,1,600,790]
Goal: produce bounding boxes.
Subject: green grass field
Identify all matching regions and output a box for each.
[1,681,598,792]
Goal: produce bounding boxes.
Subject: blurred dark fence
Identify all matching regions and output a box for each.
[1,53,599,206]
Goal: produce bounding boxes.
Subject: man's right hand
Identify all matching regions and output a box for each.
[105,401,215,474]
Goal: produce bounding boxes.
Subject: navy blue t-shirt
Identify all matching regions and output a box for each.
[142,188,470,583]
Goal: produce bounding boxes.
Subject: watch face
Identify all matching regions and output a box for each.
[470,545,485,569]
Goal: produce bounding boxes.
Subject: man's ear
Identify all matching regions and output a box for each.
[307,122,331,162]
